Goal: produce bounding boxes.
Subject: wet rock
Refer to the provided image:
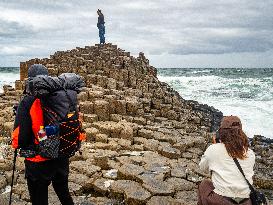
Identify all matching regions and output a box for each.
[110,180,151,204]
[117,138,132,149]
[138,171,166,183]
[83,114,98,123]
[94,100,110,121]
[93,155,110,170]
[110,114,123,122]
[118,163,145,181]
[94,133,108,143]
[126,100,140,115]
[69,173,89,187]
[153,131,177,144]
[119,122,134,140]
[85,127,100,142]
[254,173,273,190]
[69,182,84,195]
[173,135,206,152]
[0,159,13,171]
[142,178,175,195]
[79,101,94,114]
[186,169,203,183]
[170,164,187,179]
[92,121,134,141]
[0,174,7,189]
[114,100,127,115]
[77,92,88,101]
[12,183,28,198]
[158,142,181,159]
[146,196,173,205]
[93,178,114,194]
[133,117,147,125]
[174,190,198,205]
[87,197,120,205]
[166,178,196,191]
[4,170,19,185]
[103,169,118,179]
[88,90,104,100]
[107,78,117,90]
[138,129,154,139]
[144,163,170,179]
[70,161,101,177]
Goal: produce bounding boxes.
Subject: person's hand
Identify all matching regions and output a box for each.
[212,135,217,144]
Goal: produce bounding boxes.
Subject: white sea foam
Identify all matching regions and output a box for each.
[0,72,19,92]
[158,69,273,139]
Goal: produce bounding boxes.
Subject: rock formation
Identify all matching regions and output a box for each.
[0,43,272,204]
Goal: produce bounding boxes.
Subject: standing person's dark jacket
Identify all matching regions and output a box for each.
[97,13,105,27]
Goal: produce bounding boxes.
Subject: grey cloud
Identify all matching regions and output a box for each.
[168,29,273,55]
[0,19,36,39]
[0,0,72,12]
[0,0,273,66]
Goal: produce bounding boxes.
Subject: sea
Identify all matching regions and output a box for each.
[0,67,272,139]
[158,68,273,139]
[0,67,20,91]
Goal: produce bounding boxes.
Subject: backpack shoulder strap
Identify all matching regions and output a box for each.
[233,158,255,193]
[62,87,77,112]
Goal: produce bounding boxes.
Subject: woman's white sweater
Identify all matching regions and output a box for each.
[199,143,255,198]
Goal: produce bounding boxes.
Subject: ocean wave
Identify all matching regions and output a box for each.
[158,74,273,101]
[158,68,273,139]
[157,68,273,79]
[0,67,19,73]
[0,68,19,92]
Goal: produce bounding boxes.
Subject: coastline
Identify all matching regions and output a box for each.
[157,67,273,139]
[0,44,272,204]
[2,67,273,139]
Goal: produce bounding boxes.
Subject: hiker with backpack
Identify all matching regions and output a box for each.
[11,64,85,205]
[198,116,267,205]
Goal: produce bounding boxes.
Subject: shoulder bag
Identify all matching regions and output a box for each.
[233,158,267,205]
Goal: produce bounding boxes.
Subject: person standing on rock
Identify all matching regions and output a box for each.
[198,116,255,205]
[97,9,105,44]
[12,64,75,205]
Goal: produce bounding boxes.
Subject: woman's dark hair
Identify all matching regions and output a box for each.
[219,127,249,159]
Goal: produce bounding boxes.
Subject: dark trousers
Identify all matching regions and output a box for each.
[98,24,105,44]
[198,179,252,205]
[25,158,74,205]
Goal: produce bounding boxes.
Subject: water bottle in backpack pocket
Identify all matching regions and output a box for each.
[38,111,82,159]
[38,125,60,159]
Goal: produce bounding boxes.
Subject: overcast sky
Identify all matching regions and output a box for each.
[0,0,273,67]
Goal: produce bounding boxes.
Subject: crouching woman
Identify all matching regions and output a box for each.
[198,116,254,205]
